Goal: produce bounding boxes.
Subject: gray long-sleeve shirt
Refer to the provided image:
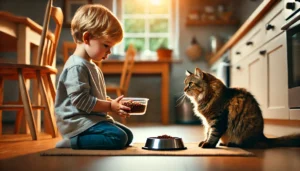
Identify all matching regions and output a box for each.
[55,55,114,138]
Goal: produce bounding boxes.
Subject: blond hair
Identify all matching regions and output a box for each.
[71,4,123,44]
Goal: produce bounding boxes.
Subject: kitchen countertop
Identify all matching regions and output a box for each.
[208,0,279,66]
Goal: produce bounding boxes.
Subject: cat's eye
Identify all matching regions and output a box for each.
[188,82,193,88]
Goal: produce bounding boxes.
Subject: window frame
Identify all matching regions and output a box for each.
[112,0,179,59]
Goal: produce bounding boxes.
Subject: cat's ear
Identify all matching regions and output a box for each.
[194,67,204,79]
[185,70,193,76]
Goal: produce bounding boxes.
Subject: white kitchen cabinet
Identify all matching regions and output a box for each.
[262,1,285,43]
[229,1,291,120]
[230,21,264,66]
[246,48,267,115]
[231,49,266,114]
[261,33,289,119]
[232,33,289,119]
[230,58,248,89]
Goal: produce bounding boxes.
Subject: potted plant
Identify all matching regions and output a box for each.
[156,45,173,60]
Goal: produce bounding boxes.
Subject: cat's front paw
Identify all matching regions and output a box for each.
[200,142,216,148]
[198,141,206,147]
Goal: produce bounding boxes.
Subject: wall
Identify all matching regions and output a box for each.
[0,0,261,124]
[234,0,263,24]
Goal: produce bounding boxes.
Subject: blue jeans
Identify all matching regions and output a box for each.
[70,121,133,150]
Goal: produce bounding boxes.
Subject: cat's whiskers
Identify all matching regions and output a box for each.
[175,93,186,107]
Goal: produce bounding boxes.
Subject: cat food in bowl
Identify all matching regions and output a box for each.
[121,97,149,115]
[142,134,187,150]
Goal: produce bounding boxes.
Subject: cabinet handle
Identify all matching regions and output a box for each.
[265,24,275,30]
[286,2,295,10]
[246,41,253,46]
[259,50,267,56]
[236,51,241,55]
[236,66,241,70]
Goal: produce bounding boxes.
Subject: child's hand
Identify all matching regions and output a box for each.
[110,95,131,118]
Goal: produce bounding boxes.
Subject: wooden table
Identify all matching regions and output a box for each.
[0,11,53,133]
[0,11,53,63]
[101,59,174,125]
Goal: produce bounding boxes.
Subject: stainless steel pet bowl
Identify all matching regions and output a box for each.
[142,136,187,150]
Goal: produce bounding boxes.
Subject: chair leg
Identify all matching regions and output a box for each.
[47,74,56,101]
[14,92,23,134]
[46,79,57,135]
[14,110,23,134]
[18,69,38,140]
[0,77,3,135]
[37,71,57,138]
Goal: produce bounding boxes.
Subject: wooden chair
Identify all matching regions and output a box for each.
[62,41,102,68]
[0,0,63,140]
[106,44,136,97]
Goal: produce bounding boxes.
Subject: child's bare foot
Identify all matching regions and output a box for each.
[55,138,71,148]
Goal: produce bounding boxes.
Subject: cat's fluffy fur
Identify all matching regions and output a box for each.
[184,67,300,148]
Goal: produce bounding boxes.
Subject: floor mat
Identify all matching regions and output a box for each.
[40,143,254,156]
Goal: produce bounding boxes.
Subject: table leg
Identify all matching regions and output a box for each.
[161,64,169,125]
[17,25,30,64]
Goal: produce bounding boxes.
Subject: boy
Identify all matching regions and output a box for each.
[55,4,133,149]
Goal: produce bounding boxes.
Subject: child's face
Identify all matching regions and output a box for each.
[85,38,116,62]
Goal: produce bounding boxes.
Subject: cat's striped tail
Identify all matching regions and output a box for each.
[265,134,300,148]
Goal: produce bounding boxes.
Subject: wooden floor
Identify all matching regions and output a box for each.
[0,122,300,171]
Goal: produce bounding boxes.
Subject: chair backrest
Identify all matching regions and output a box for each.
[120,44,136,96]
[38,0,63,66]
[62,41,102,68]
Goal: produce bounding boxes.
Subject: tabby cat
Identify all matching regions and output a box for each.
[184,67,300,148]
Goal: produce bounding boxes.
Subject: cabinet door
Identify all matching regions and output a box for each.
[230,58,248,89]
[247,50,266,115]
[263,33,289,119]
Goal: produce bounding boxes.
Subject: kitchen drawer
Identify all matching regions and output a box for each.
[242,23,265,57]
[231,31,251,65]
[231,42,244,65]
[231,21,264,65]
[230,57,248,89]
[262,1,285,42]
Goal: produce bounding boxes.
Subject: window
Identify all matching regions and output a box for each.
[113,0,178,59]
